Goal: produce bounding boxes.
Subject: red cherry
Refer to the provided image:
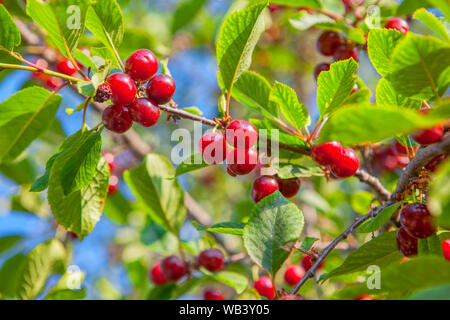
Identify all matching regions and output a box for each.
[284,265,304,285]
[385,17,409,34]
[31,58,49,79]
[198,249,225,272]
[102,104,133,133]
[251,176,279,203]
[146,74,176,105]
[279,295,304,300]
[354,294,375,300]
[151,262,168,285]
[393,141,418,156]
[317,31,342,56]
[198,132,228,164]
[226,148,258,175]
[301,255,324,272]
[276,177,301,198]
[44,76,64,90]
[314,63,330,80]
[425,154,448,172]
[108,175,119,195]
[107,73,137,106]
[102,151,116,172]
[334,45,359,61]
[396,226,418,257]
[311,141,342,166]
[254,276,275,300]
[442,239,450,261]
[56,59,78,76]
[161,256,186,281]
[225,120,258,149]
[269,4,282,12]
[227,167,237,177]
[129,98,160,127]
[412,126,444,145]
[204,289,225,300]
[125,49,158,82]
[400,203,435,239]
[330,147,360,178]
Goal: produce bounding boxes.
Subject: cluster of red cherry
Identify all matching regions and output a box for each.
[311,141,360,178]
[31,56,83,89]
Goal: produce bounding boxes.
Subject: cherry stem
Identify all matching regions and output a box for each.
[81,97,91,133]
[422,100,431,109]
[308,117,322,143]
[0,61,82,83]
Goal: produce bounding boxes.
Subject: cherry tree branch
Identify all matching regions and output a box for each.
[354,169,391,203]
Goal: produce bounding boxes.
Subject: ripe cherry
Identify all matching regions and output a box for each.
[400,203,435,239]
[301,255,324,271]
[161,255,186,281]
[56,59,78,76]
[393,141,418,156]
[102,151,116,172]
[314,63,330,80]
[129,98,161,127]
[125,49,158,82]
[311,141,342,166]
[284,265,304,285]
[412,126,444,145]
[442,239,450,261]
[108,175,119,195]
[225,120,258,149]
[44,76,64,90]
[396,226,418,257]
[151,262,168,285]
[107,73,137,106]
[199,132,228,164]
[198,249,225,272]
[102,104,133,133]
[276,177,301,198]
[146,74,176,105]
[251,176,279,203]
[227,148,258,176]
[331,147,360,178]
[317,31,342,56]
[334,44,359,61]
[254,276,275,300]
[385,17,410,34]
[204,289,225,300]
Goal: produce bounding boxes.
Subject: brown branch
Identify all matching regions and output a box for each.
[354,169,391,203]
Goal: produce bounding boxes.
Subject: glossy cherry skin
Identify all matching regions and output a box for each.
[385,17,410,34]
[400,203,435,239]
[412,125,444,145]
[125,49,158,82]
[331,147,360,178]
[334,45,359,61]
[301,255,324,272]
[106,73,137,106]
[151,262,168,285]
[198,249,225,272]
[199,132,228,164]
[102,104,133,133]
[442,239,450,261]
[314,63,330,80]
[251,176,279,203]
[161,256,186,281]
[225,120,258,149]
[56,59,78,76]
[227,148,258,176]
[277,177,301,198]
[393,141,418,156]
[254,276,275,300]
[311,141,342,166]
[284,265,304,285]
[317,31,342,56]
[397,226,418,257]
[129,98,160,127]
[204,289,225,300]
[146,74,176,105]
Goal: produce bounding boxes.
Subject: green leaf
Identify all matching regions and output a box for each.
[289,11,334,31]
[175,153,210,177]
[141,222,178,254]
[171,0,207,34]
[358,202,402,233]
[0,157,37,185]
[124,154,186,235]
[267,0,322,9]
[0,4,21,51]
[413,8,450,42]
[236,288,261,300]
[376,78,421,109]
[325,232,403,279]
[317,59,358,116]
[0,235,22,253]
[269,81,309,130]
[182,106,202,116]
[0,87,62,164]
[191,221,246,236]
[104,191,133,225]
[26,0,90,56]
[428,160,450,228]
[204,270,249,294]
[243,191,304,278]
[408,284,450,300]
[397,0,433,16]
[300,236,319,251]
[216,1,267,92]
[428,0,450,20]
[0,254,27,298]
[388,33,450,99]
[418,234,443,256]
[44,288,86,300]
[367,28,404,77]
[343,87,371,105]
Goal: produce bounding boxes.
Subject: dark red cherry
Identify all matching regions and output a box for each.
[56,59,78,76]
[412,126,444,145]
[225,120,258,149]
[330,147,360,178]
[254,276,275,300]
[251,176,279,203]
[125,49,158,82]
[226,148,258,175]
[150,262,168,285]
[198,132,228,164]
[198,249,225,272]
[311,141,342,166]
[442,239,450,261]
[317,31,342,56]
[396,226,418,257]
[301,255,324,272]
[106,73,137,106]
[334,45,359,61]
[161,255,186,281]
[146,74,176,105]
[276,177,301,198]
[284,265,304,285]
[385,17,410,34]
[400,203,435,239]
[129,98,160,127]
[393,141,418,156]
[314,63,330,80]
[204,289,225,300]
[102,104,133,133]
